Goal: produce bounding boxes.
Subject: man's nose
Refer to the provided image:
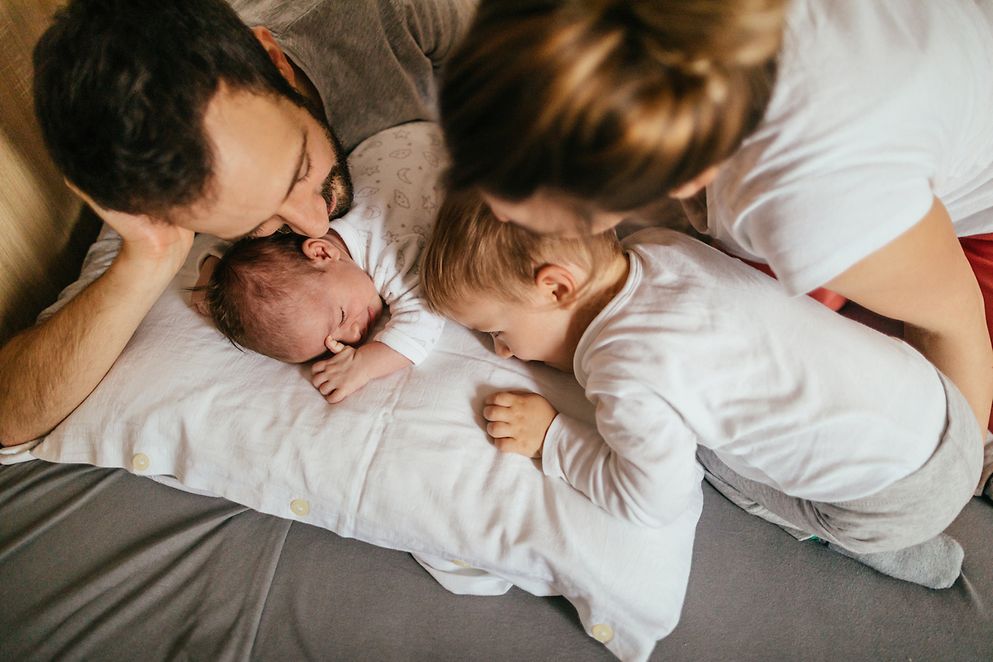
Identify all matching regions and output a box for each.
[282,190,330,238]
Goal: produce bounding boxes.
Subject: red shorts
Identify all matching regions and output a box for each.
[960,233,993,335]
[960,233,993,430]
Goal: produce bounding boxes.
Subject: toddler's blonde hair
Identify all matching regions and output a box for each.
[420,190,622,316]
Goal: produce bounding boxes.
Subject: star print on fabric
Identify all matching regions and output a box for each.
[423,150,441,167]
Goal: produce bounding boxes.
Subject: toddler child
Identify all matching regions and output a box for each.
[205,122,446,403]
[419,191,984,589]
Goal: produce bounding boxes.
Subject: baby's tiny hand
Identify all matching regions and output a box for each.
[311,338,372,404]
[482,391,558,458]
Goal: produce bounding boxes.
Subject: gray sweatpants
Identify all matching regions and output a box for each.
[698,370,983,555]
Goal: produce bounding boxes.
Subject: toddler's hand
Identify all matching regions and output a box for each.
[311,338,372,404]
[482,391,558,458]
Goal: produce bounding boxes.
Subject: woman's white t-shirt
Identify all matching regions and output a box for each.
[704,0,993,295]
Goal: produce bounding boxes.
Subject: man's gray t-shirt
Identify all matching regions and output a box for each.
[230,0,476,152]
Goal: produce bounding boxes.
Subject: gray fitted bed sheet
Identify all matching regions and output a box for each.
[2,459,991,661]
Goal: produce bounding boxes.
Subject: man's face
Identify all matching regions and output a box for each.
[450,294,575,372]
[482,190,627,238]
[174,84,351,240]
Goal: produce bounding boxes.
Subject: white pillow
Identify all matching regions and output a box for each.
[22,229,701,662]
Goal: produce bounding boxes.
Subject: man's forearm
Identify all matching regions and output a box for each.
[0,254,178,445]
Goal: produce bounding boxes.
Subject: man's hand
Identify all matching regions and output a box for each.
[311,338,373,404]
[70,181,194,272]
[482,391,558,458]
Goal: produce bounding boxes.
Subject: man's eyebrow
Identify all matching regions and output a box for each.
[283,127,308,202]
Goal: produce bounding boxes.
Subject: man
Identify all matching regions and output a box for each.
[0,0,474,446]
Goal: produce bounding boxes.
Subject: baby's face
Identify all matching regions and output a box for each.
[280,259,384,363]
[451,294,575,372]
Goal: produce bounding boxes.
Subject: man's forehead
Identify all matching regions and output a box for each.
[197,84,304,230]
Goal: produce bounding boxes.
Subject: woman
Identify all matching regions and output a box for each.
[439,0,993,496]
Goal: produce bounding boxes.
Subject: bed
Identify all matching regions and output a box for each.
[2,4,992,661]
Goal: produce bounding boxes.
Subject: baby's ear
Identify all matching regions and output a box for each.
[302,237,341,264]
[534,264,577,304]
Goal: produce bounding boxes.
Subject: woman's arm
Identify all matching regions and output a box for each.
[825,197,993,431]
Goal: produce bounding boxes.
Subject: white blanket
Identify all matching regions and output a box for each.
[7,229,701,661]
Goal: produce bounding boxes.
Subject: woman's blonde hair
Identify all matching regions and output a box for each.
[441,0,786,214]
[420,190,622,316]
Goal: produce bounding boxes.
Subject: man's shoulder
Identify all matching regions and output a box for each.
[228,0,389,29]
[227,0,316,30]
[229,0,416,36]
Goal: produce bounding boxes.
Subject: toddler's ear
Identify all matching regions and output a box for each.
[302,237,342,264]
[534,264,577,304]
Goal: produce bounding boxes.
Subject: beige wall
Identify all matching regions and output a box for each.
[0,0,97,343]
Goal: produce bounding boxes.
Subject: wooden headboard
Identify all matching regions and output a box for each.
[0,0,98,343]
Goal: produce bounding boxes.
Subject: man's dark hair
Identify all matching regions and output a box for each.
[33,0,303,217]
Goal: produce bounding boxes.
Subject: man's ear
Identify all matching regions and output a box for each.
[251,26,297,87]
[534,264,578,305]
[669,164,721,200]
[302,237,341,264]
[64,177,159,226]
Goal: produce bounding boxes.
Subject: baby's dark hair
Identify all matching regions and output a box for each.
[206,233,316,361]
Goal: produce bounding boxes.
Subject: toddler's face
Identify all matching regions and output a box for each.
[451,294,574,372]
[280,259,384,363]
